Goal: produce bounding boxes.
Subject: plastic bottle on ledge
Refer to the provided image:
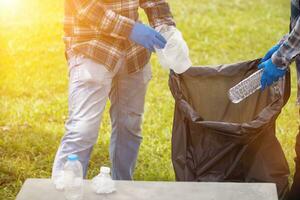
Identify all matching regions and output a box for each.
[63,154,84,200]
[228,69,263,104]
[92,167,116,195]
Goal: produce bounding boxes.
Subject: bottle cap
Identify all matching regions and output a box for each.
[100,167,111,174]
[67,154,78,161]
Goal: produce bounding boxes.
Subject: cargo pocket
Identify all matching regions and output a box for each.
[68,54,113,85]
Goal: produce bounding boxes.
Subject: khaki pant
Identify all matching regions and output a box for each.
[52,54,151,180]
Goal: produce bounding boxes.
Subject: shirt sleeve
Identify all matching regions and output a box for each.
[277,34,289,45]
[139,0,176,28]
[73,0,135,40]
[272,18,300,67]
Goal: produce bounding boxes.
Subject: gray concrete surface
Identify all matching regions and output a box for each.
[16,179,278,200]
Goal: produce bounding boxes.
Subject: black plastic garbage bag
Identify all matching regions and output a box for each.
[169,59,290,200]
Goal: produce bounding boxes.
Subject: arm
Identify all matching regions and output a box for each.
[272,18,300,67]
[72,0,135,40]
[139,0,176,28]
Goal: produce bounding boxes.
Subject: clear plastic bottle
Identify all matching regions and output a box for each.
[228,69,263,104]
[63,154,84,200]
[91,167,116,195]
[155,25,192,74]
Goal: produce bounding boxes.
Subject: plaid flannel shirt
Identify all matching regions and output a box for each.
[272,0,300,104]
[272,0,300,67]
[64,0,175,73]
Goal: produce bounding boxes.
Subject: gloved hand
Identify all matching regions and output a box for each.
[258,58,286,90]
[260,44,281,63]
[130,23,167,52]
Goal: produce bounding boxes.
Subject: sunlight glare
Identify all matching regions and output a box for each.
[0,0,18,7]
[0,0,21,15]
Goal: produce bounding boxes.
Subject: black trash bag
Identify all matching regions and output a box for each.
[169,59,290,200]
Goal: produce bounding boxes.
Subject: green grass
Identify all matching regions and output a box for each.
[0,0,297,199]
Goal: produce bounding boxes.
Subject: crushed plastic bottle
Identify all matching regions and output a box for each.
[63,154,84,200]
[155,25,192,74]
[92,167,116,194]
[228,69,263,104]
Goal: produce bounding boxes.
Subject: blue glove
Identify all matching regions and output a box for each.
[258,58,286,90]
[130,23,167,52]
[260,44,281,63]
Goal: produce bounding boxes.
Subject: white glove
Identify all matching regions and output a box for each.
[155,25,192,74]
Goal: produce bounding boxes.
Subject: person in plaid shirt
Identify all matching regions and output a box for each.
[52,0,182,184]
[259,0,300,199]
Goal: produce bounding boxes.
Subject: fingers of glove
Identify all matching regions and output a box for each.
[258,62,265,69]
[273,44,281,51]
[261,52,272,63]
[261,76,267,91]
[146,40,155,52]
[276,68,286,77]
[269,45,280,54]
[154,32,167,44]
[152,37,166,49]
[268,44,281,56]
[146,46,154,52]
[266,75,274,87]
[149,46,155,52]
[261,44,280,63]
[142,41,150,51]
[261,49,274,63]
[262,67,275,86]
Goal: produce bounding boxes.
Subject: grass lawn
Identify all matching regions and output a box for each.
[0,0,298,199]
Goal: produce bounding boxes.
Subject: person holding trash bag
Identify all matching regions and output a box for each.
[260,1,300,199]
[51,0,189,185]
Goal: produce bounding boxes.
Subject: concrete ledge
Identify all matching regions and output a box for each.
[16,179,278,200]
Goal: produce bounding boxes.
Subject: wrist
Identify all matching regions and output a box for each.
[271,54,288,69]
